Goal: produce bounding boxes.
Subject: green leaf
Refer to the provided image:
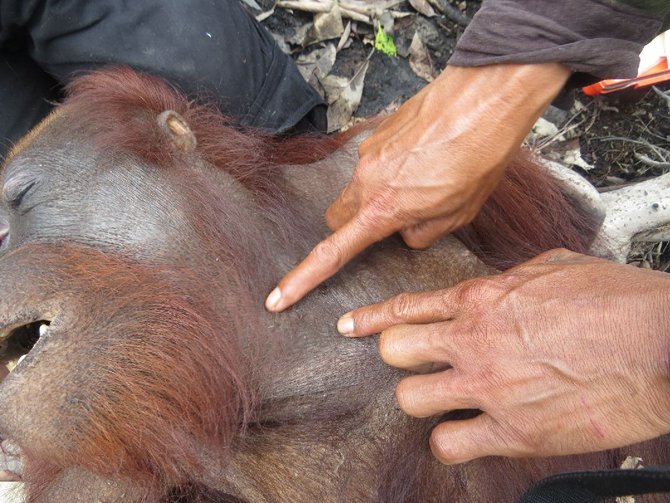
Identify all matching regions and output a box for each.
[374,25,397,57]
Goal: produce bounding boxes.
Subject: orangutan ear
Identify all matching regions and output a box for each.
[156,110,197,152]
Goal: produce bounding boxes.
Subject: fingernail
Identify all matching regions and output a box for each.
[337,314,355,336]
[265,287,282,311]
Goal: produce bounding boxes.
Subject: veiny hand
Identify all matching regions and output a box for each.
[336,249,670,464]
[266,63,570,312]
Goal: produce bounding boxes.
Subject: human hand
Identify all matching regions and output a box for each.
[336,249,670,463]
[266,63,570,312]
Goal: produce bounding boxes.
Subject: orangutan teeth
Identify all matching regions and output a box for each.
[0,320,49,373]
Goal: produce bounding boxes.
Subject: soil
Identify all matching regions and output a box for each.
[257,1,670,269]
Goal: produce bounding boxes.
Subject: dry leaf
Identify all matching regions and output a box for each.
[321,60,369,132]
[408,32,435,82]
[284,4,344,46]
[296,43,337,86]
[547,139,594,171]
[409,0,436,17]
[529,117,561,141]
[337,21,352,52]
[310,5,345,43]
[620,456,644,470]
[270,33,291,55]
[286,22,313,46]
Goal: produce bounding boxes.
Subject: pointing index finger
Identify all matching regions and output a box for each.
[265,213,391,312]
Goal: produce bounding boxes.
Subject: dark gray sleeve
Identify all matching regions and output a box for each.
[449,0,664,78]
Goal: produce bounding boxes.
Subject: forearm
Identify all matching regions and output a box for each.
[450,0,665,78]
[423,63,570,160]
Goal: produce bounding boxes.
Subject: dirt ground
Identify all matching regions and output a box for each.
[253,0,670,270]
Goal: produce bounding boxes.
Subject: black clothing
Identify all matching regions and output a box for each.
[0,0,326,158]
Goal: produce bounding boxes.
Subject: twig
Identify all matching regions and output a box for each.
[652,85,670,106]
[277,0,406,23]
[428,0,471,26]
[595,136,670,163]
[340,0,405,13]
[534,101,595,151]
[634,153,670,169]
[277,0,332,13]
[339,8,371,23]
[581,102,601,135]
[256,6,276,22]
[595,136,668,150]
[535,116,588,151]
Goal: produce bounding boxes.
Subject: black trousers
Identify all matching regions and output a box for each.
[0,0,326,158]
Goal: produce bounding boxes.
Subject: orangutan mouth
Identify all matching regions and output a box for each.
[0,318,39,483]
[0,319,50,372]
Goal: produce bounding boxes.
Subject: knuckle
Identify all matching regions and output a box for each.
[454,276,506,304]
[453,278,486,304]
[388,292,415,320]
[311,240,343,269]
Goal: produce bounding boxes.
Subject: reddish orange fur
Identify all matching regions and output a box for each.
[63,67,347,199]
[5,244,254,501]
[63,67,600,269]
[457,151,601,269]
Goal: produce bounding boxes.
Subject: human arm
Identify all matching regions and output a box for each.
[336,249,670,463]
[265,0,666,312]
[265,61,570,311]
